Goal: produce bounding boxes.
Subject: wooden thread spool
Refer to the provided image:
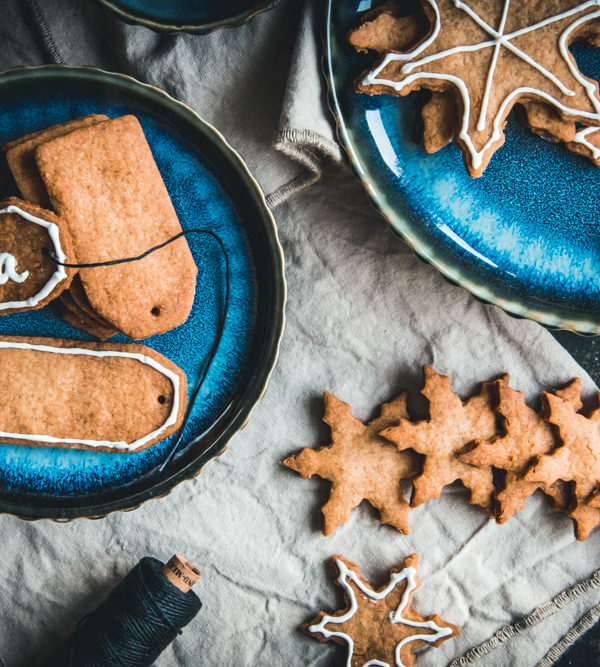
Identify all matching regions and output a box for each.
[162,553,201,593]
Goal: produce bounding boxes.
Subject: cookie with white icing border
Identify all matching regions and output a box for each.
[353,0,600,176]
[303,554,460,667]
[0,197,76,315]
[0,335,186,453]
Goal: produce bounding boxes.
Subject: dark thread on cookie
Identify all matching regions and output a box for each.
[44,228,230,470]
[42,228,221,268]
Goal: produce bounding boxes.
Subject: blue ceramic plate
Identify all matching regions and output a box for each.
[94,0,280,33]
[0,66,285,520]
[325,0,600,333]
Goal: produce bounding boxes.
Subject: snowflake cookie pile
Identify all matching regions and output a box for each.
[349,0,600,176]
[282,366,600,541]
[304,553,460,666]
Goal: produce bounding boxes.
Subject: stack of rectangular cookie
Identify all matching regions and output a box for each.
[2,114,197,339]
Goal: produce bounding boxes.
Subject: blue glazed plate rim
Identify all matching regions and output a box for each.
[324,0,600,335]
[0,65,286,521]
[91,0,282,34]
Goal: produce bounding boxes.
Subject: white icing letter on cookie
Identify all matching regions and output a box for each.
[0,253,28,285]
[0,205,67,310]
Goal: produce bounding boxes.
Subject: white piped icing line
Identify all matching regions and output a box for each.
[0,204,67,310]
[309,558,453,667]
[361,0,600,171]
[0,253,28,285]
[0,341,180,452]
[571,126,600,158]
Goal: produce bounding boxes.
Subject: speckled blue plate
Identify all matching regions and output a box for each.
[93,0,280,33]
[0,66,285,520]
[326,0,600,334]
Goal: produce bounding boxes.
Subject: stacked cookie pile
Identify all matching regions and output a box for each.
[283,366,600,541]
[2,114,197,339]
[349,1,600,176]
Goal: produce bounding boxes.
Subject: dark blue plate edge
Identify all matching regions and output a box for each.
[92,0,282,34]
[0,65,287,521]
[323,0,600,335]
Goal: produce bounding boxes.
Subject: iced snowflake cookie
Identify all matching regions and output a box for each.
[303,553,460,667]
[351,0,600,176]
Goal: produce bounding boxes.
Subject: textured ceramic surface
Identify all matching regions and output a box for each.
[0,66,285,520]
[94,0,281,33]
[325,0,600,333]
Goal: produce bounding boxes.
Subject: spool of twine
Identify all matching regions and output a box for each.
[44,555,202,667]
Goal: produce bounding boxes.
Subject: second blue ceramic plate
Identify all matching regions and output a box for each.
[325,0,600,333]
[0,66,285,520]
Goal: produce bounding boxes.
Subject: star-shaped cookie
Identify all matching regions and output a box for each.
[459,378,581,523]
[304,554,460,667]
[282,391,421,535]
[380,366,503,512]
[356,0,600,176]
[525,390,600,540]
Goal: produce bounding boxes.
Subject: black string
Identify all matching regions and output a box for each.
[44,228,230,472]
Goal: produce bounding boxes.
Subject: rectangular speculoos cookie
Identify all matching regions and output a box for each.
[3,115,109,208]
[35,115,197,339]
[0,336,186,453]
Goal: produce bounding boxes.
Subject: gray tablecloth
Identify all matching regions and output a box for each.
[0,1,599,665]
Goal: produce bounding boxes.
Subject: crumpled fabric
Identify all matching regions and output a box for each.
[0,1,598,665]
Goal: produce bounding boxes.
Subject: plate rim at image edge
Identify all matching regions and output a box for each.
[323,0,600,335]
[92,0,282,33]
[0,64,286,521]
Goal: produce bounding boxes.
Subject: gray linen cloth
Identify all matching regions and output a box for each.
[0,1,599,665]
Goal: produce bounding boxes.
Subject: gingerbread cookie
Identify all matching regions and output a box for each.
[3,115,109,208]
[282,391,421,535]
[459,378,581,523]
[304,554,460,667]
[57,293,118,340]
[353,1,600,176]
[525,390,600,540]
[0,197,75,314]
[0,336,186,452]
[380,366,503,512]
[35,115,197,339]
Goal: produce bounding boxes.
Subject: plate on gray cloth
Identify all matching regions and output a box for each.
[92,0,281,33]
[0,65,285,521]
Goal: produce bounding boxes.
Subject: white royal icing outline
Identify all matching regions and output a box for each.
[362,0,600,170]
[0,253,28,285]
[309,558,453,667]
[571,125,600,158]
[0,341,180,451]
[0,204,67,310]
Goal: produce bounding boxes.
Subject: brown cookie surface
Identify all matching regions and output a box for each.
[35,115,197,339]
[57,293,118,340]
[0,197,75,314]
[380,366,502,512]
[282,391,421,535]
[0,335,186,453]
[304,554,460,667]
[460,378,581,523]
[3,115,109,208]
[525,390,600,540]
